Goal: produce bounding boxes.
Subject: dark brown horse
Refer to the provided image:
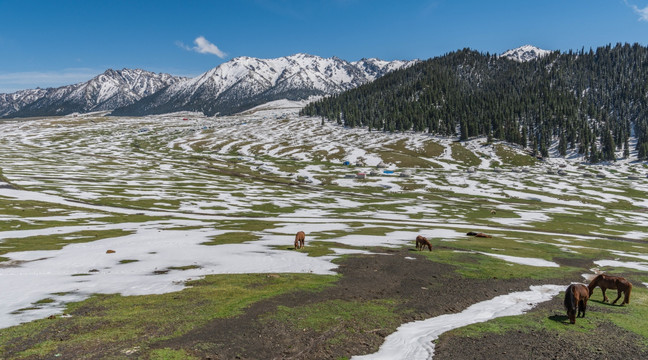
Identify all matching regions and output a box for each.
[475,232,492,238]
[588,274,632,305]
[564,284,589,324]
[294,231,305,249]
[416,235,432,251]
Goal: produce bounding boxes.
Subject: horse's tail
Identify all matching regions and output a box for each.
[564,285,576,312]
[625,282,632,304]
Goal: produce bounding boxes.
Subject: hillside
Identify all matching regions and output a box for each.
[301,43,648,162]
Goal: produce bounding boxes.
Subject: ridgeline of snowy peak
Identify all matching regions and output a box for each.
[0,69,184,118]
[500,45,553,62]
[111,54,416,117]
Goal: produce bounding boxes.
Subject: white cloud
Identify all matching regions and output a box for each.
[625,1,648,21]
[177,36,227,58]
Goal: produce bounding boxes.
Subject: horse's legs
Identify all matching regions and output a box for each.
[579,299,587,317]
[611,290,623,305]
[601,288,609,302]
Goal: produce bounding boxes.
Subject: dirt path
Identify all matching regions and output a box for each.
[155,248,572,359]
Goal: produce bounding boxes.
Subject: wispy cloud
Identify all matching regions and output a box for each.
[625,0,648,21]
[177,36,227,58]
[0,68,99,93]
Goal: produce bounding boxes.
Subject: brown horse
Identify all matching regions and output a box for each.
[294,231,305,249]
[475,232,492,238]
[588,274,632,305]
[416,235,432,251]
[564,284,589,324]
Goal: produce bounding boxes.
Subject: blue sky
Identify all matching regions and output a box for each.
[1,0,648,93]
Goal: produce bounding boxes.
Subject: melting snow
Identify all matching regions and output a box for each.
[478,252,560,267]
[594,260,648,272]
[352,285,564,360]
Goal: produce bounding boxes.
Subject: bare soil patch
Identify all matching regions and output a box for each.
[155,248,571,359]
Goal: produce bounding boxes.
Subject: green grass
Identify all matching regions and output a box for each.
[249,203,298,215]
[167,265,201,271]
[424,248,574,280]
[201,231,262,246]
[285,241,362,257]
[118,259,139,264]
[494,144,536,167]
[34,298,55,304]
[0,229,135,258]
[0,273,338,359]
[149,348,199,360]
[450,143,481,167]
[262,299,403,346]
[442,287,648,346]
[367,139,444,168]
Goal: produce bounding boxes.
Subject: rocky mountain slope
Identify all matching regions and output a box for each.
[111,54,415,116]
[1,69,184,118]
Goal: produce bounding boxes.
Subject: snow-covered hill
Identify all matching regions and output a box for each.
[500,45,553,62]
[1,69,184,118]
[111,54,416,116]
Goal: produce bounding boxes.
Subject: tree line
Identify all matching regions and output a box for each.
[301,43,648,162]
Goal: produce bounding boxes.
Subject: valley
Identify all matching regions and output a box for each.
[0,101,647,358]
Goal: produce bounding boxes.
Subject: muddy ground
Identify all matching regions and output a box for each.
[150,247,647,360]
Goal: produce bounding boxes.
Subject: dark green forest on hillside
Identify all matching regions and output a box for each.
[301,43,648,162]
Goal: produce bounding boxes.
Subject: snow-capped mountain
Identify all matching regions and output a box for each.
[111,54,416,117]
[1,69,184,118]
[351,58,414,81]
[0,88,48,117]
[500,45,553,62]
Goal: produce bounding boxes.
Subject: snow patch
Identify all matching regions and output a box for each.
[352,285,564,360]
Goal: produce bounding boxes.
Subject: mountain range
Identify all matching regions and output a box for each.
[0,69,184,118]
[111,54,415,117]
[0,54,417,119]
[0,46,551,119]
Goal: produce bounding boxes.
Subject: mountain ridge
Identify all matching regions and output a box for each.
[1,54,415,118]
[1,68,184,118]
[111,54,416,117]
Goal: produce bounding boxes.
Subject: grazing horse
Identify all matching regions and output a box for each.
[475,233,492,238]
[294,231,305,249]
[564,284,589,324]
[588,274,632,305]
[415,235,432,251]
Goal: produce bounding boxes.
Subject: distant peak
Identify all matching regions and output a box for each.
[500,45,553,62]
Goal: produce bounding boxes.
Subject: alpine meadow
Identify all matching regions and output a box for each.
[2,1,648,359]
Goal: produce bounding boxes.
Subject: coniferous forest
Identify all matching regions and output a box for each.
[301,43,648,162]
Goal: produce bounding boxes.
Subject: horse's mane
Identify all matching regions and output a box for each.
[588,274,603,289]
